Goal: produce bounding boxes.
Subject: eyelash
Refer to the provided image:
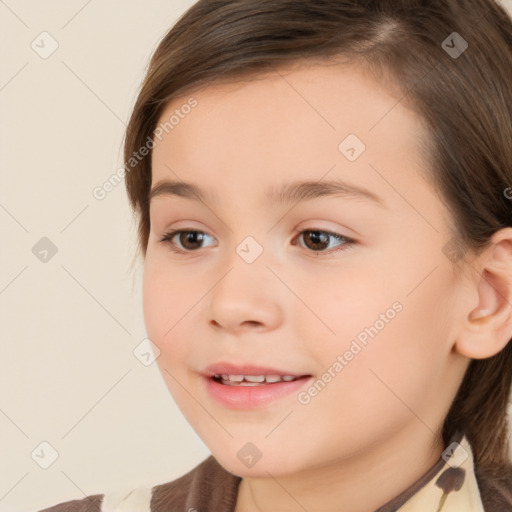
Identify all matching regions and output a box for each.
[158,228,355,256]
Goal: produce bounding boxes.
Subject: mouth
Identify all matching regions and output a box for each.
[212,373,308,386]
[202,362,313,409]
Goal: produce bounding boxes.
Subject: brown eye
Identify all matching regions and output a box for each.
[296,229,354,254]
[301,231,330,251]
[178,231,206,250]
[160,229,215,253]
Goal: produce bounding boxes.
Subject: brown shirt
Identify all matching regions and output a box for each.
[36,430,512,512]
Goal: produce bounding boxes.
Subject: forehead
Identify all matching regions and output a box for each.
[150,61,430,209]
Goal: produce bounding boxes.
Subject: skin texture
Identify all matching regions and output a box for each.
[142,61,512,512]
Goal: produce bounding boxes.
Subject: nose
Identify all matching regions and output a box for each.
[207,259,284,334]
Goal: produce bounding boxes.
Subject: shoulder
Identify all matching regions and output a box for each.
[34,486,153,512]
[150,454,241,510]
[36,493,104,512]
[33,455,241,512]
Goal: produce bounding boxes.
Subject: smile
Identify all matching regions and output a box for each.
[213,374,300,385]
[205,374,312,408]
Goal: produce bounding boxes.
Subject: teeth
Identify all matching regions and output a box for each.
[214,374,300,385]
[264,375,283,383]
[244,375,265,383]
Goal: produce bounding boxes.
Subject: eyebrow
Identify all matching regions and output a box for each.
[149,178,386,208]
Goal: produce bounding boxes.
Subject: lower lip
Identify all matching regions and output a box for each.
[204,376,312,409]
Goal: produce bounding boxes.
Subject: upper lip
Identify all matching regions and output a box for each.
[202,362,310,378]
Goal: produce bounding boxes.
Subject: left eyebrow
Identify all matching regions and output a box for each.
[149,178,386,208]
[267,178,386,208]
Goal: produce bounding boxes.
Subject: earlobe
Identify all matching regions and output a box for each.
[454,228,512,360]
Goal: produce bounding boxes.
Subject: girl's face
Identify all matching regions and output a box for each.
[143,62,471,477]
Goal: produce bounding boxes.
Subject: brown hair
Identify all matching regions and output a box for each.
[123,0,512,504]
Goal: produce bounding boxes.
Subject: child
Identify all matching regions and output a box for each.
[37,0,512,510]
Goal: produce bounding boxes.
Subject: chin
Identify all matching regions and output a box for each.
[209,442,315,479]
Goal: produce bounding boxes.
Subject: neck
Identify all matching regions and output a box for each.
[234,423,445,512]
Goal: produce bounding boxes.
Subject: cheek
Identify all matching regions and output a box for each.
[296,259,402,364]
[303,248,454,412]
[342,274,454,419]
[142,260,168,340]
[142,256,191,353]
[142,259,196,405]
[296,300,446,455]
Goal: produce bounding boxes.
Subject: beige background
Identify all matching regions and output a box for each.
[1,1,511,511]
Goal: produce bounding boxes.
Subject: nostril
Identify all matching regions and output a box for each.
[243,320,261,327]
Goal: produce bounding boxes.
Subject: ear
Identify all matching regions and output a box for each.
[454,228,512,360]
